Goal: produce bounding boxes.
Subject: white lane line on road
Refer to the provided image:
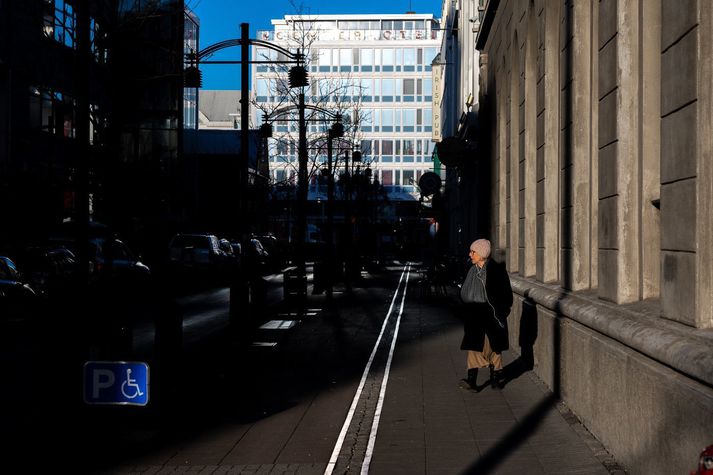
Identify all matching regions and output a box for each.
[324,265,409,475]
[361,265,411,475]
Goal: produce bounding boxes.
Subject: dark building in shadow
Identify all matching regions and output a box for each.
[183,128,268,236]
[0,0,197,263]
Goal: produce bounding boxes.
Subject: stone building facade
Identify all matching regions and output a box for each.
[474,0,713,473]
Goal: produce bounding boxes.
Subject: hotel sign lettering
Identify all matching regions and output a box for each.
[265,30,438,42]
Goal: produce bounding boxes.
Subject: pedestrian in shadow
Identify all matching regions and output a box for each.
[458,239,513,392]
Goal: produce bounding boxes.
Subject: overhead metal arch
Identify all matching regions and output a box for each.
[187,38,303,63]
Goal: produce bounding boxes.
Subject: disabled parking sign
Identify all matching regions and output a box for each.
[83,361,149,406]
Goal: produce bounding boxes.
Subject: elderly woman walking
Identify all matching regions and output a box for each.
[458,239,513,391]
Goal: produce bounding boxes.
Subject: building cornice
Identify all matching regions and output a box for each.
[275,13,435,23]
[475,0,500,51]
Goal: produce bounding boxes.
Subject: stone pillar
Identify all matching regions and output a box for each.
[695,1,713,328]
[659,1,711,327]
[561,0,593,290]
[523,5,538,278]
[640,0,661,300]
[589,1,599,290]
[497,64,508,250]
[509,38,520,272]
[538,0,560,284]
[598,0,640,303]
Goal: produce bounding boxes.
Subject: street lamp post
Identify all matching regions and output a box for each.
[185,25,306,320]
[185,24,306,237]
[296,91,307,279]
[342,148,363,290]
[240,23,250,234]
[259,105,341,299]
[325,119,344,298]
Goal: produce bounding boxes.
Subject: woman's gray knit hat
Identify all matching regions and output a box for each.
[470,239,491,259]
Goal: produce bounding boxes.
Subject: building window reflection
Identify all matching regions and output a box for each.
[44,0,76,49]
[29,86,77,138]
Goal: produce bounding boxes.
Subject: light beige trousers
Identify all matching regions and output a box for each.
[466,335,503,370]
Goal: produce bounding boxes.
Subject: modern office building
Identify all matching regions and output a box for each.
[253,14,442,204]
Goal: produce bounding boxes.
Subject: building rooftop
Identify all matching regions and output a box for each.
[198,90,241,122]
[276,13,436,22]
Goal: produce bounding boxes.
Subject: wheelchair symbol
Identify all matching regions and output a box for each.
[120,368,145,399]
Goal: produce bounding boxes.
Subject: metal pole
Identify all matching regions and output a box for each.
[240,22,250,237]
[75,0,90,287]
[326,130,334,299]
[72,0,92,353]
[230,23,251,328]
[297,92,307,282]
[343,150,352,291]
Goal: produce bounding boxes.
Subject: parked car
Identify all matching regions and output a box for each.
[47,221,150,286]
[243,237,270,274]
[229,240,242,259]
[253,234,286,271]
[17,246,78,297]
[0,256,37,320]
[169,233,224,268]
[218,238,238,260]
[167,233,238,286]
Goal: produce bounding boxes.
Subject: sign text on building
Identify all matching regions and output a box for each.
[263,29,438,42]
[432,61,443,142]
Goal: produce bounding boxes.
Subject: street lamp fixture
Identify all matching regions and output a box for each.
[259,120,273,139]
[330,116,344,139]
[184,64,202,88]
[288,65,309,88]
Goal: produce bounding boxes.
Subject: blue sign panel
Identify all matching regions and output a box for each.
[83,361,150,406]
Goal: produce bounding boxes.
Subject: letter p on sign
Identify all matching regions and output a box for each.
[92,369,115,398]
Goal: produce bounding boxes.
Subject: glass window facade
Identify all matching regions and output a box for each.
[253,14,442,201]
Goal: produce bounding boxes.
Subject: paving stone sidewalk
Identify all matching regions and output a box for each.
[99,268,625,475]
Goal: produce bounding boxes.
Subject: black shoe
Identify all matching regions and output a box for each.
[491,368,504,390]
[459,368,480,392]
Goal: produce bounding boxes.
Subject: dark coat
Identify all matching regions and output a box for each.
[459,258,513,353]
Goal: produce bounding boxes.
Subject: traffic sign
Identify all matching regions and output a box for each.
[83,361,150,406]
[419,172,442,196]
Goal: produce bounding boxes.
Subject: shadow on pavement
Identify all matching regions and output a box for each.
[462,394,558,474]
[499,291,538,389]
[40,265,439,472]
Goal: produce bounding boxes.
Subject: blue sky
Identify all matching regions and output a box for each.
[189,0,442,90]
